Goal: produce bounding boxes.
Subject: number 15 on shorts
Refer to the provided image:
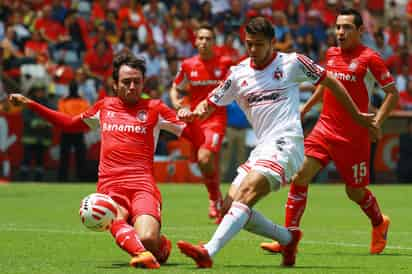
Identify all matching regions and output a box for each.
[352,161,367,184]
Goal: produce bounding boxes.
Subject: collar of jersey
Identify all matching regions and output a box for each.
[250,52,277,70]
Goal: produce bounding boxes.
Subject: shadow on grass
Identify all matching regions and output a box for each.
[97,262,181,269]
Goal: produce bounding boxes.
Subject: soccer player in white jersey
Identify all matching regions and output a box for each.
[176,16,376,268]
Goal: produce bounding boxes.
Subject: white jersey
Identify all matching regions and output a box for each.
[207,52,326,145]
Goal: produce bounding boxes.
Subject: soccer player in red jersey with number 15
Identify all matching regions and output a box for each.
[261,8,399,256]
[9,51,202,269]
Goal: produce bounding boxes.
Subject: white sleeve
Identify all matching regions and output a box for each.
[292,53,326,85]
[207,70,238,107]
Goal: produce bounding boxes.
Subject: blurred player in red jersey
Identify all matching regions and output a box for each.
[170,24,232,221]
[8,51,202,269]
[261,8,399,256]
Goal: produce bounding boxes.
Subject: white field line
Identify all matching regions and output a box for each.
[1,225,412,251]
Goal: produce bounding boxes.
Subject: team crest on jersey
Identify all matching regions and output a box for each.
[348,60,358,71]
[241,80,248,87]
[214,68,222,78]
[136,110,148,122]
[273,68,283,80]
[190,70,198,77]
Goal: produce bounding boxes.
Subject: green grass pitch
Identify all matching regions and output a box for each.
[0,183,411,274]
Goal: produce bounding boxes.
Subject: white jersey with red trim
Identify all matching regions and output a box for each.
[79,97,186,191]
[208,52,326,143]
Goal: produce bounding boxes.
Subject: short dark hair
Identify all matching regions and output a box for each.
[338,8,363,28]
[245,16,274,40]
[197,23,215,38]
[112,50,146,82]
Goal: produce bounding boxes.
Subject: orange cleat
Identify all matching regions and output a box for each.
[260,241,283,253]
[177,240,213,268]
[157,235,172,264]
[129,251,160,269]
[208,199,222,219]
[281,227,302,267]
[370,214,390,254]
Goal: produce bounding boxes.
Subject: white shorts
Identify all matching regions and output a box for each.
[232,136,304,191]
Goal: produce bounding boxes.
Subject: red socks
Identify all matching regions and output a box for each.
[110,220,145,256]
[357,189,383,226]
[284,183,309,227]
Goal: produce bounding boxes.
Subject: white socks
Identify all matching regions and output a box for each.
[204,201,251,257]
[244,209,291,245]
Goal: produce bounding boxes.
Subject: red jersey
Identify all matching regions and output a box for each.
[320,45,394,140]
[80,97,187,192]
[174,54,232,128]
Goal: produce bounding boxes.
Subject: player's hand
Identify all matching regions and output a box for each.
[355,112,375,128]
[368,120,382,142]
[8,93,31,107]
[172,97,185,110]
[177,107,194,122]
[193,100,209,120]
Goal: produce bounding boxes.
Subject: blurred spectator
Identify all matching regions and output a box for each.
[396,64,410,93]
[397,119,412,183]
[398,79,412,110]
[407,0,412,29]
[50,0,68,24]
[114,28,140,57]
[143,0,168,25]
[172,26,196,59]
[369,28,394,61]
[222,0,245,34]
[272,11,293,52]
[198,1,214,25]
[73,67,97,104]
[8,10,31,47]
[24,29,49,61]
[83,39,113,83]
[215,33,240,64]
[296,9,326,52]
[57,81,90,182]
[384,16,405,52]
[19,86,53,181]
[34,5,67,45]
[140,43,167,79]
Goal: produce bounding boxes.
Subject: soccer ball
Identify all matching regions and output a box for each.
[79,193,118,232]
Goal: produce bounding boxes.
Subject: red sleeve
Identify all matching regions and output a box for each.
[28,100,90,133]
[174,61,188,88]
[368,52,395,88]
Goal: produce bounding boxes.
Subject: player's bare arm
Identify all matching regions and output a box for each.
[301,85,324,120]
[320,72,375,129]
[170,83,186,110]
[370,83,399,142]
[193,99,216,120]
[8,93,31,107]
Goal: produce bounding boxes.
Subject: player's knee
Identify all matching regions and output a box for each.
[292,170,312,186]
[139,230,159,248]
[345,186,365,203]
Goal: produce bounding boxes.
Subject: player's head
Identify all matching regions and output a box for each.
[195,23,215,58]
[245,16,275,67]
[112,50,146,105]
[335,8,363,50]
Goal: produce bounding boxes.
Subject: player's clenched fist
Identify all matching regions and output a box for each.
[177,107,194,122]
[8,93,31,106]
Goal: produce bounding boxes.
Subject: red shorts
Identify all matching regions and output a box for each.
[97,185,162,224]
[190,120,225,153]
[305,126,370,187]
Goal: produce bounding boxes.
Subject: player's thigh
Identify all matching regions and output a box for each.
[233,171,271,206]
[200,127,225,153]
[331,142,370,187]
[98,187,131,220]
[130,190,162,225]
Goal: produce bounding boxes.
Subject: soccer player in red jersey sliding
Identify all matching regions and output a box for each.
[8,51,202,269]
[260,8,399,256]
[175,16,375,268]
[170,23,233,221]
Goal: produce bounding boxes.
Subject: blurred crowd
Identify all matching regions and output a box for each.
[1,0,412,182]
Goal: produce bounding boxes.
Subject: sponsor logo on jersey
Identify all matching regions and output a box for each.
[102,122,147,134]
[190,79,220,86]
[247,90,282,106]
[136,110,148,122]
[210,79,231,102]
[331,71,357,82]
[349,60,358,71]
[273,68,283,80]
[190,70,198,77]
[380,71,391,81]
